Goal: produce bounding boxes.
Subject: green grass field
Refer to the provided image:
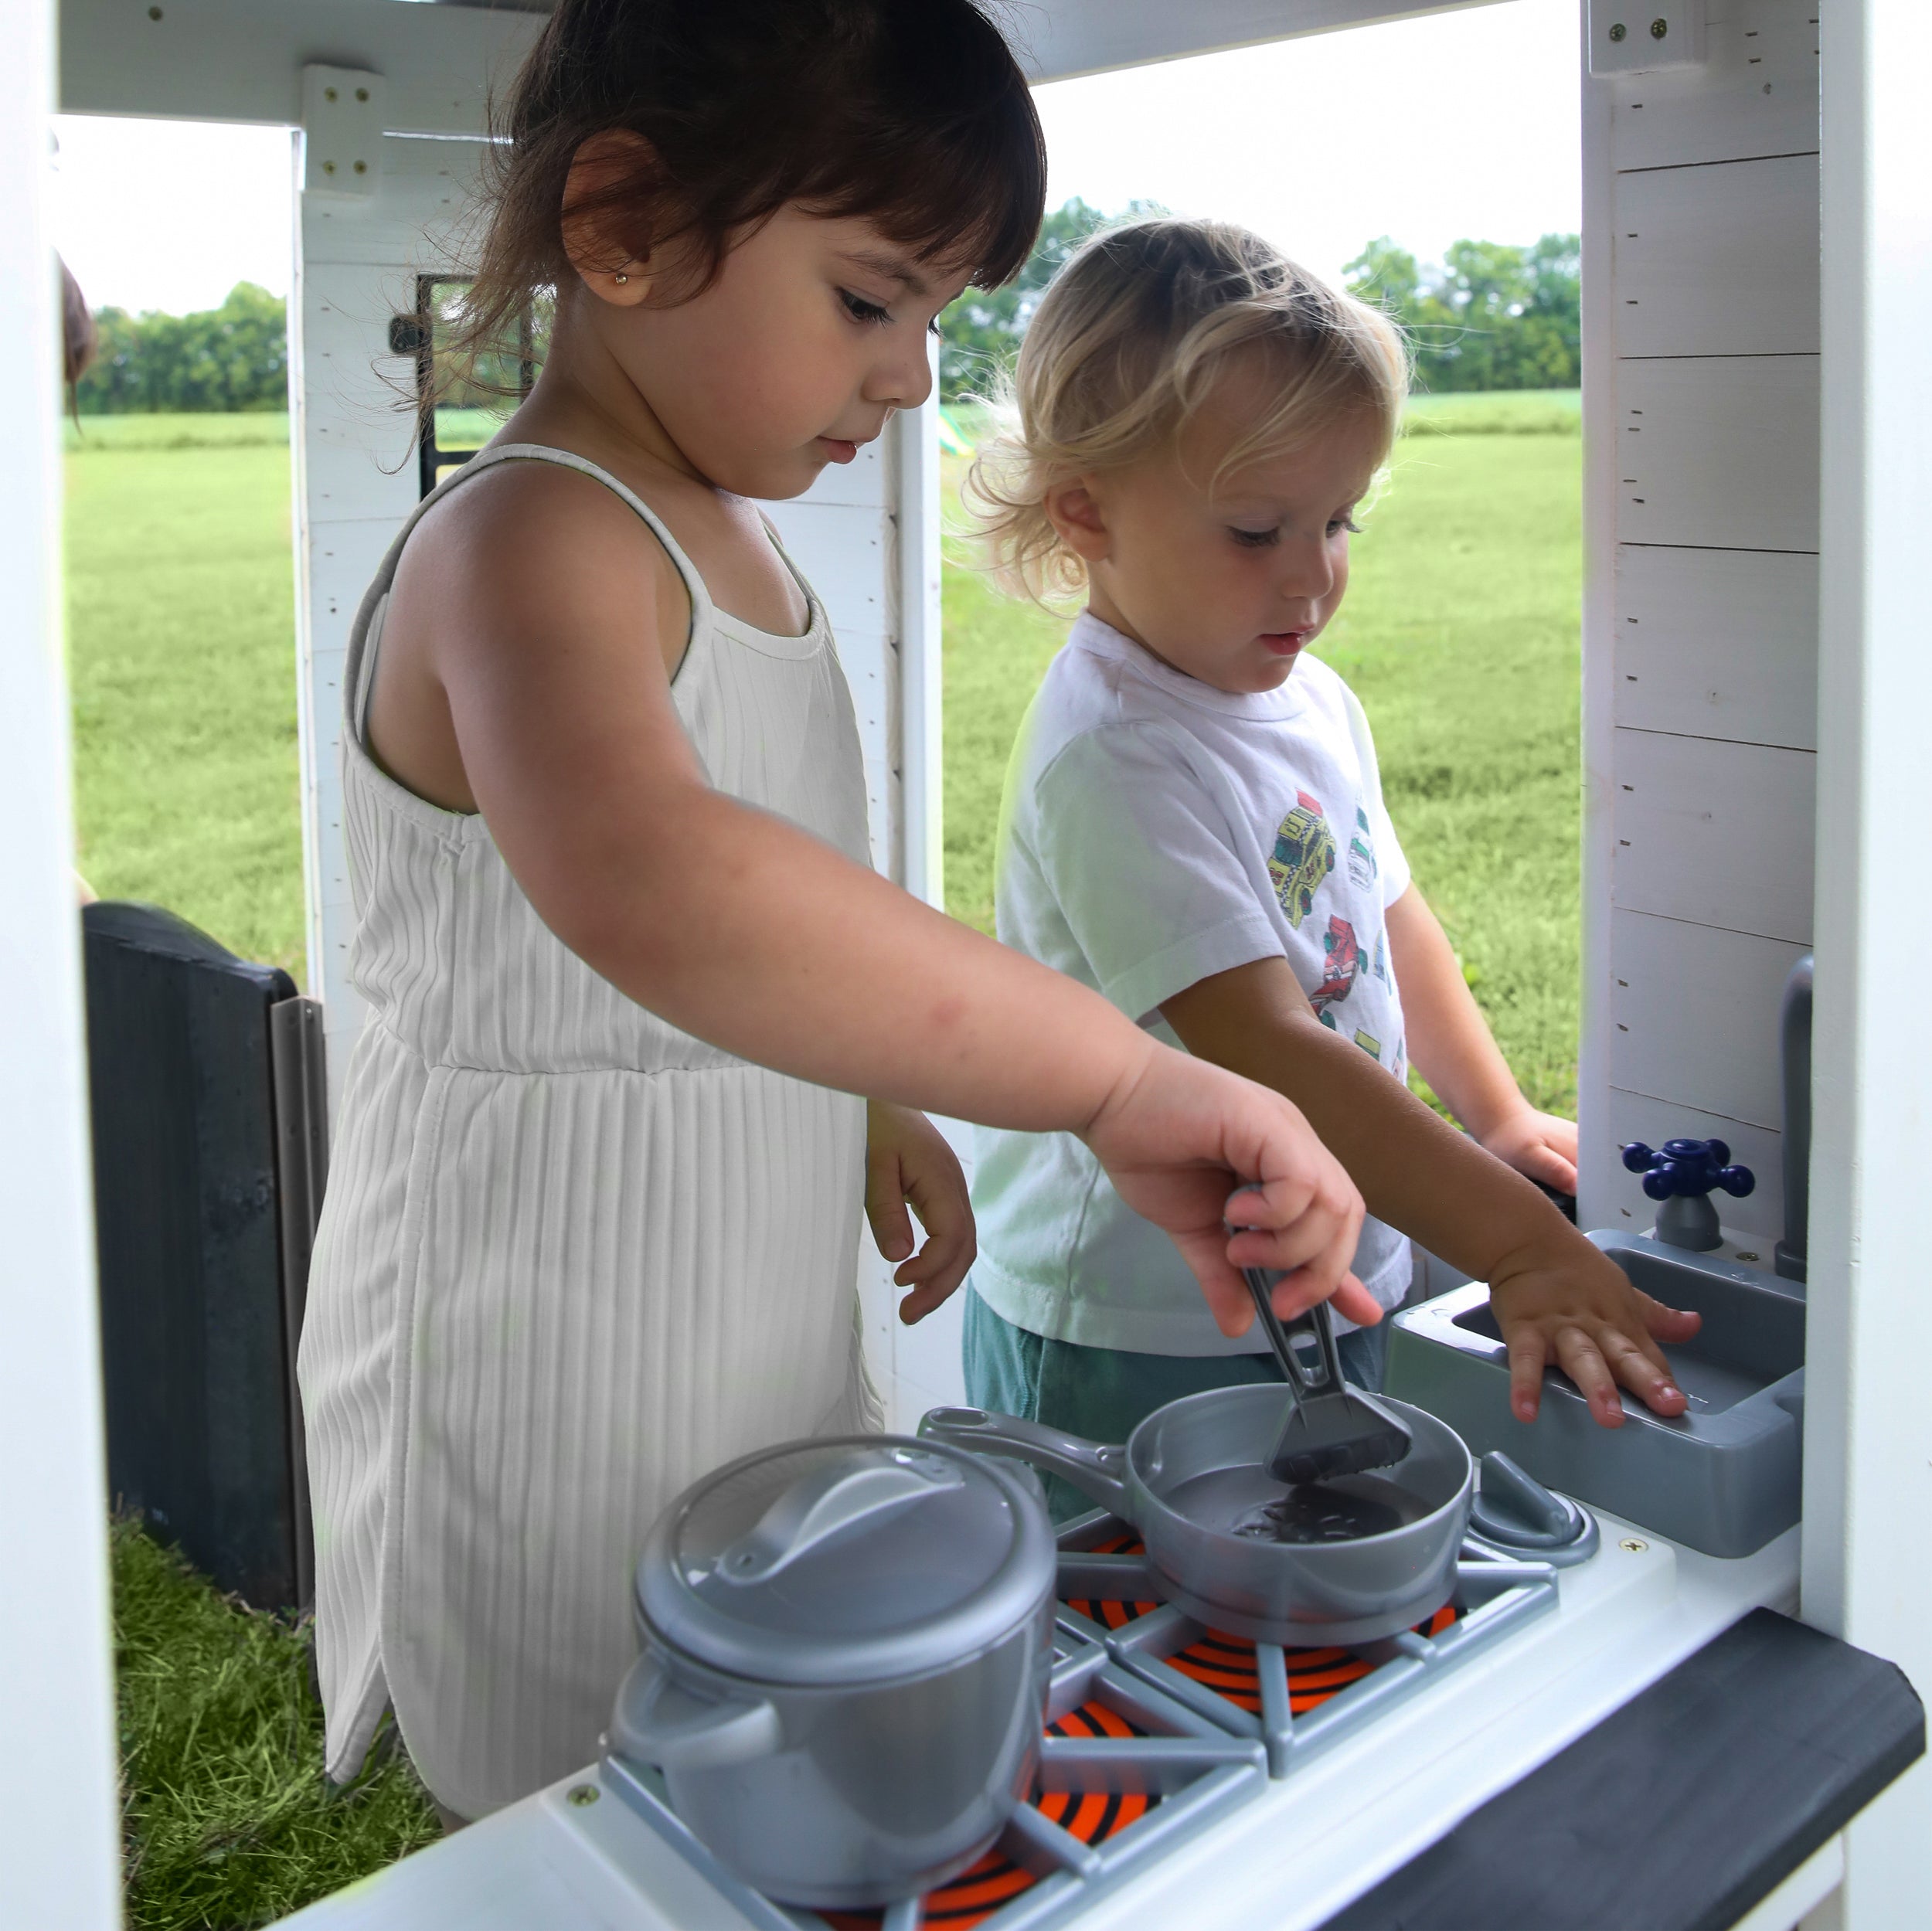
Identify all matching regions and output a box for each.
[69,394,1580,1921]
[66,436,306,979]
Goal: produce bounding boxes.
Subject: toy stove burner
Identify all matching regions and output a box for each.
[1063,1532,1463,1719]
[599,1515,1565,1931]
[823,1702,1159,1931]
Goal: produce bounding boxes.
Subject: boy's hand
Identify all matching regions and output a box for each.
[1080,1042,1381,1337]
[865,1101,976,1324]
[1490,1237,1703,1426]
[1480,1105,1579,1196]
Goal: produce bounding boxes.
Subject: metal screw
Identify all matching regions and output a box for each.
[1619,1536,1649,1554]
[147,5,162,18]
[566,1783,600,1807]
[1651,16,1669,37]
[325,87,338,102]
[1735,1250,1760,1263]
[355,87,370,103]
[322,161,336,175]
[1608,21,1627,40]
[353,160,368,175]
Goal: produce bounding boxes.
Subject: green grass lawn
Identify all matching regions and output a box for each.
[69,395,1580,1923]
[113,1524,436,1929]
[66,435,306,980]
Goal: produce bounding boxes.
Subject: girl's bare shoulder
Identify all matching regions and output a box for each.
[406,457,682,607]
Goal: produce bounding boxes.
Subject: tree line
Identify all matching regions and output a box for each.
[73,216,1581,415]
[74,282,288,414]
[937,202,1580,403]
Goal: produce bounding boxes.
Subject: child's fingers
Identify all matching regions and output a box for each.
[1505,1325,1549,1423]
[1635,1289,1702,1343]
[1514,1140,1578,1195]
[1551,1326,1626,1429]
[1594,1321,1687,1416]
[1267,1268,1380,1328]
[895,1238,975,1324]
[863,1154,916,1264]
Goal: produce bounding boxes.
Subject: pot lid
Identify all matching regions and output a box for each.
[635,1435,1055,1687]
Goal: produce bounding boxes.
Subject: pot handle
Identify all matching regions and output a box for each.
[919,1406,1132,1519]
[608,1648,781,1773]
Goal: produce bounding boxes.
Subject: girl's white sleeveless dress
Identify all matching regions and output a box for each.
[299,444,881,1818]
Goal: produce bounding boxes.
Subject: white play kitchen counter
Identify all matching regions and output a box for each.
[282,1491,1914,1931]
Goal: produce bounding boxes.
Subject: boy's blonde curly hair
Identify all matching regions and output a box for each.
[965,217,1410,603]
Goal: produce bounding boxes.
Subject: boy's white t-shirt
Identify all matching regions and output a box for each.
[973,610,1413,1356]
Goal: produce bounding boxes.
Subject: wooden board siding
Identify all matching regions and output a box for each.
[1580,0,1820,1241]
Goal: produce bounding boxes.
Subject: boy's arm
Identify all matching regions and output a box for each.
[1384,887,1577,1194]
[1162,958,1701,1426]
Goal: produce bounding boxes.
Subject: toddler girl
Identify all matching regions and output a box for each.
[963,218,1699,1477]
[300,5,1369,1823]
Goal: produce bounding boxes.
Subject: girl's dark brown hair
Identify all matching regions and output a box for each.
[451,0,1045,379]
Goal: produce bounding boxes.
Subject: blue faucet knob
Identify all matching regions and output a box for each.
[1622,1137,1754,1202]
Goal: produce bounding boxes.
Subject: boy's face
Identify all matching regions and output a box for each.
[583,203,972,499]
[1052,366,1383,695]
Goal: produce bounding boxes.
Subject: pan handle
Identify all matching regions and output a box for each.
[919,1406,1133,1519]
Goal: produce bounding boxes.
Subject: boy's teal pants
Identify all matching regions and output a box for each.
[961,1283,1391,1521]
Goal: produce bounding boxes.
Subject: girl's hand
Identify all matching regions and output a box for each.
[865,1101,977,1325]
[1489,1238,1702,1426]
[1079,1042,1379,1338]
[1480,1106,1580,1196]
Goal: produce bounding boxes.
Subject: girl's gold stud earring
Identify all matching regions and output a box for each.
[614,272,630,285]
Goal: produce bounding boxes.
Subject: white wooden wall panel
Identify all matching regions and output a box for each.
[1611,729,1815,942]
[1614,153,1820,357]
[1616,354,1820,552]
[764,501,890,641]
[1614,545,1817,749]
[1607,909,1808,1129]
[1603,1090,1783,1243]
[1611,0,1820,172]
[301,134,486,267]
[1580,0,1819,1249]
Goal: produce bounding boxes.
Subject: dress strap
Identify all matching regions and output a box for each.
[344,442,714,749]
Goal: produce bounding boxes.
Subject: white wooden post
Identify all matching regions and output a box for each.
[0,0,123,1921]
[1800,5,1932,1926]
[291,134,494,1108]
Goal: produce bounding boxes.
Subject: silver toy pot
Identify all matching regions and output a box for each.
[921,1387,1472,1646]
[608,1436,1058,1909]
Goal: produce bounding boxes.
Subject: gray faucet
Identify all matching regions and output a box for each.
[1775,954,1812,1284]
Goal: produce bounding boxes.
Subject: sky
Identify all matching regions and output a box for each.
[49,0,1579,318]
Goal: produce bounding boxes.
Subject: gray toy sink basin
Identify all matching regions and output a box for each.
[1386,1232,1804,1559]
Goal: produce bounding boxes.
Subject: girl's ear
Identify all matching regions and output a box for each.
[563,131,661,308]
[1041,478,1114,566]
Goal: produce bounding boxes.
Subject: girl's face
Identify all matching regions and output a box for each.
[1047,366,1384,696]
[578,202,973,499]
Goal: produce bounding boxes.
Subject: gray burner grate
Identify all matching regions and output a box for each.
[599,1517,1561,1931]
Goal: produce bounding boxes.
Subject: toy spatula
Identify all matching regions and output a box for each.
[1242,1269,1413,1484]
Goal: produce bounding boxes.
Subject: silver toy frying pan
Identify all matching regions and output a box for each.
[920,1386,1472,1646]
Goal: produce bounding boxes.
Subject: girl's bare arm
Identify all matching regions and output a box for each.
[403,464,1375,1335]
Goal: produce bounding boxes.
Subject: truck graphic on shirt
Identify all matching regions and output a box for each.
[1310,916,1360,1017]
[1268,791,1336,929]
